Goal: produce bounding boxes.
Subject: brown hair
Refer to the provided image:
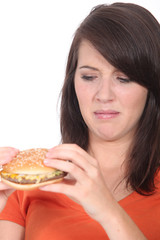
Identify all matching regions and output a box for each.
[60,3,160,194]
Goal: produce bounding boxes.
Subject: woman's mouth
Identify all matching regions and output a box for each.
[94,110,120,119]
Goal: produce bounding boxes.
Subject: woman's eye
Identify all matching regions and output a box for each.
[81,75,97,81]
[117,77,131,83]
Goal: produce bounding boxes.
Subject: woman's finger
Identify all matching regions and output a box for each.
[46,144,98,170]
[0,147,19,164]
[47,144,98,165]
[44,159,89,183]
[40,181,74,194]
[0,182,13,190]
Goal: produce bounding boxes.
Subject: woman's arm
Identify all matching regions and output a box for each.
[0,220,25,240]
[96,198,147,240]
[40,144,147,240]
[0,147,20,212]
[0,148,25,239]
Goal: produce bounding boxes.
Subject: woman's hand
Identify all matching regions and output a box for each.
[40,144,147,239]
[0,147,19,212]
[40,144,114,223]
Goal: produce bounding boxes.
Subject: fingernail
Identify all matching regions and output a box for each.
[45,152,50,157]
[43,159,49,165]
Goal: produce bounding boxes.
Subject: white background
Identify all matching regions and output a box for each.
[0,0,159,150]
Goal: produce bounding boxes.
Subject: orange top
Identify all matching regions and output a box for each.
[0,174,160,240]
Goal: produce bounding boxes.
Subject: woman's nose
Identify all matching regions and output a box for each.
[95,78,115,103]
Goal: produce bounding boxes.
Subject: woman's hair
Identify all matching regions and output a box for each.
[60,3,160,194]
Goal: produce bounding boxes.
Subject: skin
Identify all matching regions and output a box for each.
[0,40,148,239]
[0,147,19,212]
[74,41,148,144]
[0,147,25,239]
[40,41,148,239]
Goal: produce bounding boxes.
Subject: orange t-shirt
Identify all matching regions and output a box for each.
[0,176,160,240]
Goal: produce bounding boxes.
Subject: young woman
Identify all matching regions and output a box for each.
[0,3,160,239]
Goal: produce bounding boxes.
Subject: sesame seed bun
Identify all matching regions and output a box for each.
[0,148,67,190]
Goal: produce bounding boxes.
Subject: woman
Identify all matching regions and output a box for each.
[0,3,160,239]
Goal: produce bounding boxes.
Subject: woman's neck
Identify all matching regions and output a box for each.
[88,136,132,169]
[87,135,133,201]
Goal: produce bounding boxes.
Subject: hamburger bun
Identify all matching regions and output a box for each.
[0,148,67,190]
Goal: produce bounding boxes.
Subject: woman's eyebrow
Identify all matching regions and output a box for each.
[79,65,99,71]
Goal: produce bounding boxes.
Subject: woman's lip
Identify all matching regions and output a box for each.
[94,110,120,119]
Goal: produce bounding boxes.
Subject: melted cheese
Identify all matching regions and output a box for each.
[1,170,63,184]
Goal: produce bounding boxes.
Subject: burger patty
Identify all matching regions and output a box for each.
[1,170,67,184]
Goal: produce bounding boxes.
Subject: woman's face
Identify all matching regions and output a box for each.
[74,40,148,143]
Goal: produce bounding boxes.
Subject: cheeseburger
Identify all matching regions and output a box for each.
[0,148,67,190]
